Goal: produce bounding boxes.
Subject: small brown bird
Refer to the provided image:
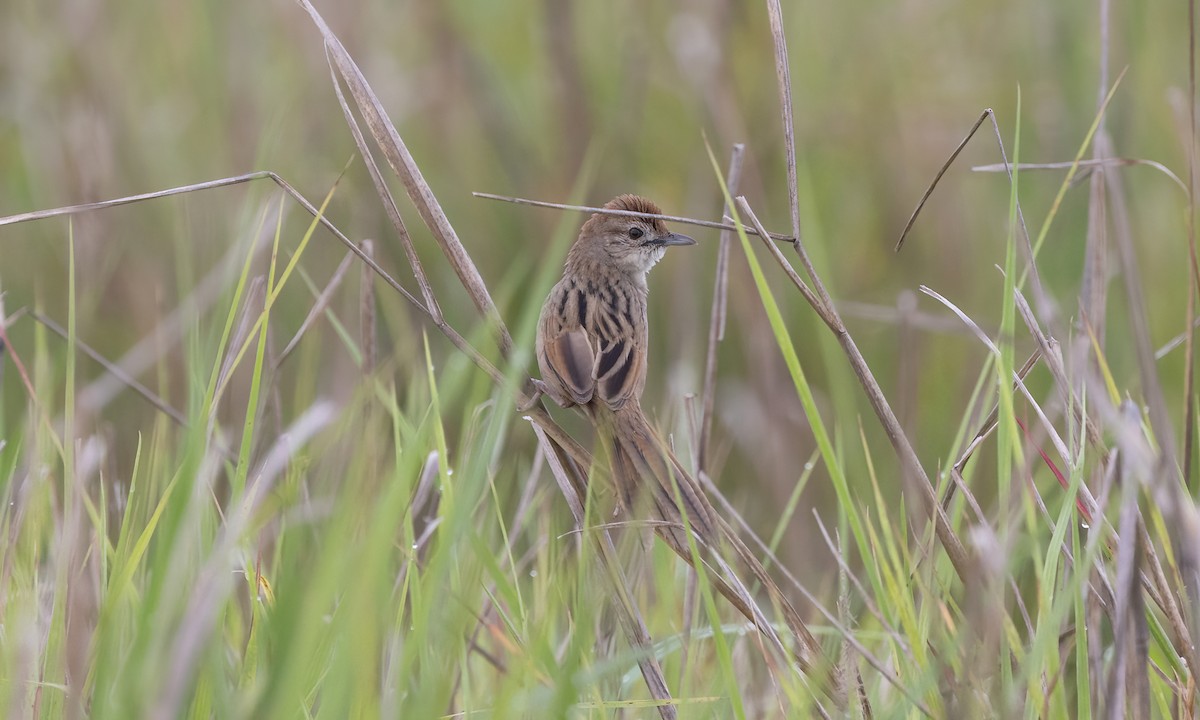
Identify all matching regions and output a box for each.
[535,194,716,541]
[535,194,828,680]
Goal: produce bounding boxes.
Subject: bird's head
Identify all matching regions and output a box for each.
[570,194,695,277]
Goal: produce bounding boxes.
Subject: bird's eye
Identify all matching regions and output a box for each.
[628,227,644,239]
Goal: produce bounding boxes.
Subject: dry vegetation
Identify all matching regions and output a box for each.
[1,0,1199,718]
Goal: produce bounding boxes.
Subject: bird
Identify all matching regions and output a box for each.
[533,194,831,684]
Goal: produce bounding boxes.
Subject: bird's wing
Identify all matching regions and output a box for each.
[538,276,645,411]
[593,332,642,411]
[543,326,596,405]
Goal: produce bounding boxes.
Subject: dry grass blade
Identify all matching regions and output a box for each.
[1185,0,1200,491]
[360,239,377,374]
[528,423,677,720]
[218,276,267,395]
[0,170,431,314]
[277,250,356,367]
[28,311,188,428]
[151,401,338,720]
[735,196,972,583]
[678,563,699,687]
[297,0,512,355]
[0,301,7,392]
[1127,532,1153,720]
[735,199,823,314]
[699,533,805,670]
[81,223,272,416]
[0,171,283,228]
[1156,316,1200,359]
[1086,566,1106,712]
[1098,386,1200,679]
[0,306,42,421]
[838,299,982,335]
[473,192,794,242]
[1099,134,1147,411]
[970,158,1188,194]
[1105,444,1144,719]
[1081,131,1111,353]
[920,284,1071,466]
[410,451,442,529]
[764,0,802,247]
[937,350,1040,517]
[62,437,105,720]
[394,452,444,600]
[972,111,1057,318]
[1103,120,1200,637]
[697,474,930,715]
[900,109,1051,324]
[1014,286,1104,454]
[813,514,914,663]
[953,350,1041,472]
[1090,394,1200,676]
[895,110,991,252]
[326,48,443,325]
[1176,0,1200,657]
[683,143,747,691]
[1097,0,1111,118]
[698,144,745,474]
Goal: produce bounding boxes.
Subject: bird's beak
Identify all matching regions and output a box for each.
[658,232,695,247]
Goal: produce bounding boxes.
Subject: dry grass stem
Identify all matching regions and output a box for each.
[27,310,188,428]
[299,0,513,356]
[971,158,1187,193]
[80,225,271,416]
[472,192,793,242]
[529,423,677,720]
[734,200,823,314]
[895,110,991,252]
[919,285,1071,466]
[813,515,914,663]
[217,276,267,396]
[359,239,377,374]
[903,109,1051,319]
[327,51,443,325]
[1184,0,1200,492]
[1013,286,1103,454]
[277,250,356,367]
[838,299,983,335]
[936,351,1041,519]
[699,143,745,474]
[0,170,432,314]
[764,0,802,247]
[698,474,929,715]
[1155,316,1200,359]
[735,196,972,583]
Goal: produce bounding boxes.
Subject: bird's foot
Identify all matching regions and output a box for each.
[517,378,550,412]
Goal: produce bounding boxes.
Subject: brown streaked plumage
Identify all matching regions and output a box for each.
[536,195,714,536]
[537,195,674,408]
[534,195,833,689]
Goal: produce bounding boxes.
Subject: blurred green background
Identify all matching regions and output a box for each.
[0,0,1192,578]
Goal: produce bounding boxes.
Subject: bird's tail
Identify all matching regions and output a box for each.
[587,403,837,694]
[593,405,720,544]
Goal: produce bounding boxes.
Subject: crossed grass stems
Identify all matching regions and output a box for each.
[3,0,1200,716]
